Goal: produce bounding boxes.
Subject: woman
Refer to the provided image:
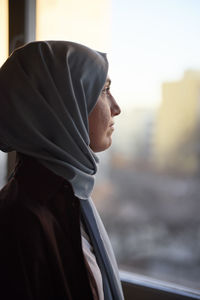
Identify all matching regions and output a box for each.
[0,41,124,300]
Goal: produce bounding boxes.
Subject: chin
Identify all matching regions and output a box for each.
[92,138,112,153]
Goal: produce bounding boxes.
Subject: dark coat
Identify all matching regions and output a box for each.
[0,154,99,300]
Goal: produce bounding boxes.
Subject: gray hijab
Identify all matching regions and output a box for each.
[0,41,108,199]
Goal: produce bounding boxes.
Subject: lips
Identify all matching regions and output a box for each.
[109,123,115,133]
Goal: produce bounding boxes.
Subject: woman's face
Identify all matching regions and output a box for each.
[89,77,121,152]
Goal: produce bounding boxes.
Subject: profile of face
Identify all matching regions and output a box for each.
[89,77,121,152]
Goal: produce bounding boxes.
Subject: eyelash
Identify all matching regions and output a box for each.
[102,87,110,94]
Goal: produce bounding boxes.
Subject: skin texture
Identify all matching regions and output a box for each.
[89,77,121,152]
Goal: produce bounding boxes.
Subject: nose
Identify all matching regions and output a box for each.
[111,96,121,117]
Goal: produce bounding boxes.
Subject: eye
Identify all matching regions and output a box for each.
[102,87,110,95]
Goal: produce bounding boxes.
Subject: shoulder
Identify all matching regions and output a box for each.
[0,154,81,237]
[0,156,80,225]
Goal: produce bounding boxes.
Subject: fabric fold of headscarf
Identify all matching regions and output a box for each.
[80,198,124,300]
[0,41,108,199]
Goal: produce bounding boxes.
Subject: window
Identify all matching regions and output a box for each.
[93,0,200,291]
[1,0,200,294]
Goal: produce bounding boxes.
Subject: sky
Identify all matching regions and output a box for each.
[109,0,200,109]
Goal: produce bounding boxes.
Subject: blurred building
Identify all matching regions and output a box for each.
[112,108,155,167]
[154,70,200,174]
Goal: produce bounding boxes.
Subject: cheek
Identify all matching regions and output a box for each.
[98,97,111,124]
[88,98,111,151]
[91,101,110,134]
[98,107,110,131]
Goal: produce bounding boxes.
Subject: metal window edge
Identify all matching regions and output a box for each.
[119,270,200,299]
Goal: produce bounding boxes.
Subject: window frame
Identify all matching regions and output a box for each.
[120,271,200,300]
[7,1,200,299]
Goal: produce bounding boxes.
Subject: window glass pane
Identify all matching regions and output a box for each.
[94,0,200,290]
[0,0,8,188]
[2,0,199,292]
[0,0,8,66]
[36,0,111,52]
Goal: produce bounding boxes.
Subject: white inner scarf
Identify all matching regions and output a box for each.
[0,41,108,199]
